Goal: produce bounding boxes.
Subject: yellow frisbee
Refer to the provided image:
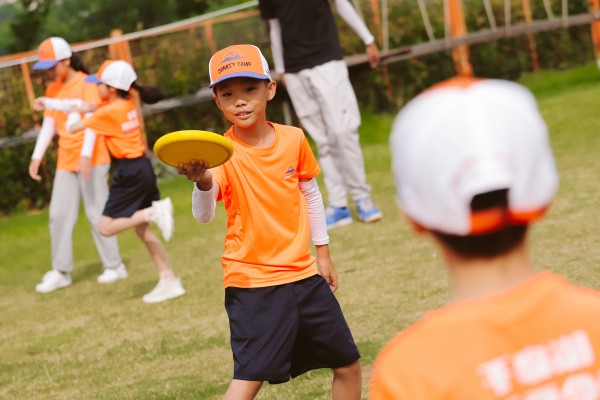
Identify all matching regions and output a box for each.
[153,130,234,169]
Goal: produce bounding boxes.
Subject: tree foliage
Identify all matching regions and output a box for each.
[3,0,251,54]
[8,0,53,53]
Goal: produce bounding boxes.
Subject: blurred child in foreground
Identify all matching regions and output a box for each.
[369,77,600,399]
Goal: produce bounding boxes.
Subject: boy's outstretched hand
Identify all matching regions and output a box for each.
[177,159,213,191]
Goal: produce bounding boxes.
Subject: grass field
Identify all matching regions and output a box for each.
[1,64,600,399]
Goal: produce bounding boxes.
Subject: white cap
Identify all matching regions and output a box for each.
[33,37,72,70]
[85,60,137,91]
[390,77,559,235]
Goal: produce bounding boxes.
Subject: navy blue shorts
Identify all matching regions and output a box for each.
[224,274,360,384]
[103,156,160,218]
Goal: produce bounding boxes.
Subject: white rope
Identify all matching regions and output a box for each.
[562,0,568,26]
[483,0,498,30]
[505,0,512,30]
[543,0,556,19]
[418,0,436,41]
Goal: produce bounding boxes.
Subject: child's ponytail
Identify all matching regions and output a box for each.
[131,82,166,104]
[70,53,89,74]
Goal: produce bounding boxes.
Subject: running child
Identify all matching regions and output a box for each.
[68,60,185,304]
[29,37,126,293]
[178,44,361,400]
[369,77,600,399]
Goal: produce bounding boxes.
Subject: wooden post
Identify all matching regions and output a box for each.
[205,22,216,54]
[109,29,133,61]
[591,0,600,68]
[448,0,474,76]
[109,29,148,150]
[20,62,36,110]
[521,0,541,70]
[21,61,40,126]
[368,0,394,103]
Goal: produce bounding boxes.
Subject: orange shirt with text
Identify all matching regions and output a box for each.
[212,123,320,289]
[370,272,600,399]
[44,71,110,171]
[81,98,145,159]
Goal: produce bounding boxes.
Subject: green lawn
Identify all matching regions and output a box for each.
[1,64,600,399]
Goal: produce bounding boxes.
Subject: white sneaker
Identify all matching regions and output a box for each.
[151,197,174,242]
[97,264,128,284]
[35,270,72,293]
[142,277,186,304]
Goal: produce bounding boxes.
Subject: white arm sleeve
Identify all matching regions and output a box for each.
[80,112,96,158]
[43,98,82,112]
[268,18,286,74]
[334,0,375,45]
[31,117,56,160]
[65,112,81,132]
[81,129,96,158]
[192,183,217,223]
[299,178,329,245]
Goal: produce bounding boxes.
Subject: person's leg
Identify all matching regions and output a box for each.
[36,171,79,293]
[308,60,371,202]
[309,61,382,222]
[134,222,185,303]
[79,164,124,270]
[49,170,80,273]
[134,223,173,277]
[285,71,349,208]
[98,210,148,236]
[289,276,361,394]
[223,380,263,400]
[98,197,173,242]
[332,360,361,400]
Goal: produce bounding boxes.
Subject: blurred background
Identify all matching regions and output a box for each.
[0,0,598,216]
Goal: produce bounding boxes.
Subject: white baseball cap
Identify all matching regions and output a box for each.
[85,60,137,91]
[390,77,559,236]
[33,37,72,70]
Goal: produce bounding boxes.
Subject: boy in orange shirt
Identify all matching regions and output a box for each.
[369,77,600,399]
[179,44,361,399]
[68,60,185,304]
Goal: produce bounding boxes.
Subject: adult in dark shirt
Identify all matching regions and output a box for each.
[260,0,383,229]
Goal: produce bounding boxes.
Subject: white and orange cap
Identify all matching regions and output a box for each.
[390,77,559,236]
[33,37,72,70]
[208,44,271,88]
[85,60,137,91]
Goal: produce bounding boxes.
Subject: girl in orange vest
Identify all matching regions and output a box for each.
[30,37,125,293]
[68,60,185,304]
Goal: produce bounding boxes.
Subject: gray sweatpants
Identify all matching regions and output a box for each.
[284,59,371,208]
[49,164,122,273]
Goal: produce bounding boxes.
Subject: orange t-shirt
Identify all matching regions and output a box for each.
[82,98,145,159]
[212,122,321,289]
[44,71,110,171]
[369,272,600,399]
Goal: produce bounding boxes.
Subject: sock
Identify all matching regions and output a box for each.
[159,270,176,281]
[143,207,155,223]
